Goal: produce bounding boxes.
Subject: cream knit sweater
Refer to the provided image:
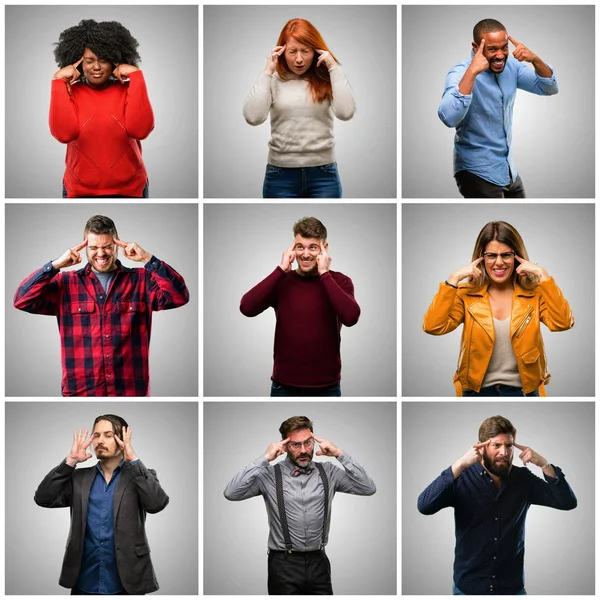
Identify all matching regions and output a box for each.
[243,65,355,168]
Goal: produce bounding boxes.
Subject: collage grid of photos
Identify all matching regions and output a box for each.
[2,2,596,598]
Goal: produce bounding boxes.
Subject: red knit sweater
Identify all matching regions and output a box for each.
[240,267,361,387]
[49,70,154,197]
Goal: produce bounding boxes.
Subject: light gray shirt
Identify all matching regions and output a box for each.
[224,453,376,551]
[482,317,522,388]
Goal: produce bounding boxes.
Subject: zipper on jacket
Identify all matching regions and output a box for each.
[513,307,534,338]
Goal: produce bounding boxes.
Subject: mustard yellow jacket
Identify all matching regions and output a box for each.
[423,277,574,395]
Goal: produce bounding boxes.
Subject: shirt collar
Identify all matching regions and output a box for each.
[81,259,130,276]
[95,458,125,477]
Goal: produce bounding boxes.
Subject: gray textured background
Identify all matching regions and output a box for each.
[402,204,594,397]
[6,5,198,198]
[6,401,198,595]
[6,203,198,396]
[204,401,396,594]
[204,203,397,397]
[204,5,396,198]
[402,5,594,198]
[402,402,595,595]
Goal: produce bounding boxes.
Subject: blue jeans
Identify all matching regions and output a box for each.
[453,583,526,595]
[263,163,342,198]
[463,385,539,397]
[270,381,341,397]
[62,180,149,198]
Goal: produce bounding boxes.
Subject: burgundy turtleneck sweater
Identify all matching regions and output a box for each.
[240,267,360,387]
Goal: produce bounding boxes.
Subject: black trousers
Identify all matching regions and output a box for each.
[268,550,333,595]
[455,170,526,198]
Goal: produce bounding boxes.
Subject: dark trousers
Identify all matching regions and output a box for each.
[463,384,540,397]
[270,381,341,397]
[71,586,129,595]
[455,171,526,198]
[268,550,333,595]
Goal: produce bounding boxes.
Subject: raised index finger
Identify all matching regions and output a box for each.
[508,35,520,47]
[473,256,484,265]
[513,442,527,451]
[478,38,485,53]
[473,439,491,448]
[311,433,324,443]
[514,255,525,263]
[73,56,84,68]
[73,239,88,251]
[113,238,128,248]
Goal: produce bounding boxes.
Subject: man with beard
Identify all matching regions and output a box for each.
[438,19,558,198]
[14,214,189,396]
[240,216,360,396]
[418,415,577,595]
[224,415,376,594]
[34,414,169,594]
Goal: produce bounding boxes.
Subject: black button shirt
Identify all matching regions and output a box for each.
[418,464,577,594]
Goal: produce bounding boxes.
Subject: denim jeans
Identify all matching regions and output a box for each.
[270,381,341,397]
[453,583,526,595]
[463,385,539,397]
[62,180,149,198]
[263,163,342,198]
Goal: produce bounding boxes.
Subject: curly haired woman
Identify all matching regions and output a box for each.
[50,19,154,198]
[423,221,574,397]
[244,18,355,198]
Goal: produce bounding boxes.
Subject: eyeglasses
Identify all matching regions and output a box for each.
[288,439,315,450]
[482,252,516,262]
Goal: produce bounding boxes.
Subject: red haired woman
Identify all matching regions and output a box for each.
[244,19,355,198]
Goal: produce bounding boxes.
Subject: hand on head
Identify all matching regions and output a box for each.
[52,239,88,270]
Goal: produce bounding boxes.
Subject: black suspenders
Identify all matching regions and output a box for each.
[273,462,330,554]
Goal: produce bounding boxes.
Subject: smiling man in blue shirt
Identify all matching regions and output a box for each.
[418,415,576,595]
[439,19,558,198]
[34,414,169,595]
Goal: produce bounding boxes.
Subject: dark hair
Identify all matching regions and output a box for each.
[93,414,128,441]
[293,217,327,242]
[279,416,313,439]
[473,18,507,44]
[54,19,141,78]
[84,215,118,240]
[478,415,516,443]
[470,221,536,291]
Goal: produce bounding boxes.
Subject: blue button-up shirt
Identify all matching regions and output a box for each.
[438,54,558,186]
[76,459,139,594]
[418,463,577,594]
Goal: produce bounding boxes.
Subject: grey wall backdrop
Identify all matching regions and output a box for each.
[6,5,198,198]
[6,401,198,595]
[204,5,396,198]
[204,401,396,594]
[6,203,198,396]
[204,203,396,397]
[402,204,594,397]
[402,402,594,595]
[402,5,594,198]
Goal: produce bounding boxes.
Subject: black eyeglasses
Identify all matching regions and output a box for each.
[482,252,516,262]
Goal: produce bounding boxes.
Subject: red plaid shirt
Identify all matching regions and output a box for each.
[14,256,189,396]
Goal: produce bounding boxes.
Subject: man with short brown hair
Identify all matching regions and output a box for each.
[224,415,376,594]
[418,415,577,594]
[240,217,360,396]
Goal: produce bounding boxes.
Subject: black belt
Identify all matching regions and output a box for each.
[269,549,324,557]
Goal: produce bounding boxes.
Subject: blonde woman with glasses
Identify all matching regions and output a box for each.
[423,221,573,396]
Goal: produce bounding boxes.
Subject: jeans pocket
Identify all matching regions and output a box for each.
[319,162,338,176]
[265,164,282,180]
[271,381,283,390]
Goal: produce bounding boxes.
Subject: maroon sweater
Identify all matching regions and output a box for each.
[240,267,360,387]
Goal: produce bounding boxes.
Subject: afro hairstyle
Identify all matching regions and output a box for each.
[53,19,141,71]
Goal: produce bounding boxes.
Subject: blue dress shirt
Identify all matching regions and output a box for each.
[418,463,577,595]
[438,53,558,186]
[76,459,139,594]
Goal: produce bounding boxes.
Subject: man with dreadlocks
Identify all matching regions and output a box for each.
[51,19,154,198]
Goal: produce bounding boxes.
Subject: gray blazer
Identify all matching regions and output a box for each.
[34,459,169,594]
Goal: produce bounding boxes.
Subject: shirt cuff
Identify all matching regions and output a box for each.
[144,255,160,271]
[450,86,472,102]
[43,261,59,275]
